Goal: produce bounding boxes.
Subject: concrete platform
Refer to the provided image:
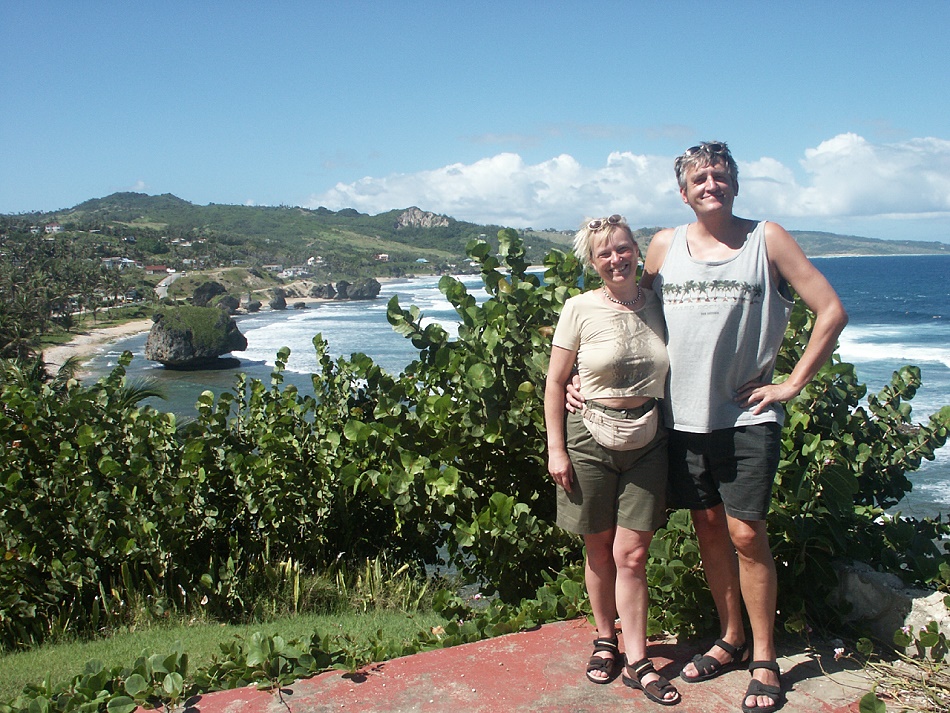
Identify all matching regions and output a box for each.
[183,619,871,712]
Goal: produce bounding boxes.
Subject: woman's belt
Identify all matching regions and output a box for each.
[585,398,657,420]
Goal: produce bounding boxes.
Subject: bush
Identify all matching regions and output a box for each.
[1,230,948,653]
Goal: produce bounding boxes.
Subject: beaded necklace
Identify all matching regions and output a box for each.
[602,285,641,307]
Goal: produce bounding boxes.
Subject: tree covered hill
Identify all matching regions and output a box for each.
[4,193,565,277]
[4,193,949,279]
[782,229,950,256]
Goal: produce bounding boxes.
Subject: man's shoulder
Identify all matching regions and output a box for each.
[645,225,677,256]
[651,225,679,243]
[760,220,803,256]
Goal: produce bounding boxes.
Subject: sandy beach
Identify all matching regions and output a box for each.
[42,319,153,373]
[39,275,427,375]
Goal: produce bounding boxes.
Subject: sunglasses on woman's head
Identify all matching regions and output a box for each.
[588,214,623,230]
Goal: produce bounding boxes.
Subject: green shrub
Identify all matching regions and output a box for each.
[1,229,948,654]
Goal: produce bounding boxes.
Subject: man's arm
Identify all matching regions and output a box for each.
[737,222,849,413]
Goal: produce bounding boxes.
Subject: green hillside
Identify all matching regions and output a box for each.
[4,194,949,285]
[7,193,563,279]
[784,230,950,256]
[526,226,950,257]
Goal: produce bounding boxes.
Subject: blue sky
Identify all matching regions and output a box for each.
[3,1,950,242]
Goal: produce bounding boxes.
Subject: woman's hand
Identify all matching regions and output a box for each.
[548,450,575,493]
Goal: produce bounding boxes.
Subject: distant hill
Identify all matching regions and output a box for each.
[783,230,950,256]
[5,194,949,276]
[1,193,564,279]
[525,226,950,258]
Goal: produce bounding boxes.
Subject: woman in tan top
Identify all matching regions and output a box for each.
[545,215,678,706]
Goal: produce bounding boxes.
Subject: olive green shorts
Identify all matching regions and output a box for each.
[556,409,669,535]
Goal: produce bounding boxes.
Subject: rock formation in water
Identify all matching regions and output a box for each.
[145,306,248,369]
[192,281,227,307]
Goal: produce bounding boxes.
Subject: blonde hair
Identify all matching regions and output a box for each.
[572,215,637,268]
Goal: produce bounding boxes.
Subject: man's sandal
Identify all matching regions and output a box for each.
[740,661,783,713]
[622,657,681,706]
[585,636,621,684]
[679,638,749,683]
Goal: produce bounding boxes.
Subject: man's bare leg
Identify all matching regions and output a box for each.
[729,516,780,710]
[681,504,747,679]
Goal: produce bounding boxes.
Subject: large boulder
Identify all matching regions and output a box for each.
[345,277,382,300]
[145,306,248,369]
[213,294,240,314]
[239,293,262,313]
[193,281,227,307]
[270,288,287,311]
[309,283,336,299]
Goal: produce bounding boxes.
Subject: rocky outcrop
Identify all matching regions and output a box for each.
[145,306,248,369]
[214,294,240,314]
[832,561,950,659]
[240,294,262,313]
[395,207,449,229]
[193,281,227,307]
[343,277,382,300]
[309,283,337,299]
[270,288,287,311]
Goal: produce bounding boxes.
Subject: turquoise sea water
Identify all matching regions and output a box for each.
[82,255,950,518]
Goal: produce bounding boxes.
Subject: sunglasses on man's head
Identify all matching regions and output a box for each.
[588,214,623,230]
[684,142,728,157]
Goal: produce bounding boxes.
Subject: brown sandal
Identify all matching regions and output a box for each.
[741,661,783,713]
[586,636,621,684]
[680,638,749,682]
[623,657,681,706]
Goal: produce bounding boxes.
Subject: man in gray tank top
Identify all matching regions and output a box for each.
[570,141,847,713]
[648,142,847,713]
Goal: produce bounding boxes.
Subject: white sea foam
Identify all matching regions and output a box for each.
[837,323,950,368]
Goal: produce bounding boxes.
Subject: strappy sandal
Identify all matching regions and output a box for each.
[622,657,681,706]
[585,636,621,684]
[741,661,783,713]
[679,637,748,683]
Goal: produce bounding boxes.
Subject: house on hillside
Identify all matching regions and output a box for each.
[145,265,169,275]
[281,265,311,278]
[101,257,138,270]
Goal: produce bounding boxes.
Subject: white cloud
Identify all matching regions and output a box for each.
[742,134,950,222]
[307,135,950,237]
[309,151,680,229]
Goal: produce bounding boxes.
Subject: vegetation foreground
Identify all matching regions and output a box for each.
[1,232,949,711]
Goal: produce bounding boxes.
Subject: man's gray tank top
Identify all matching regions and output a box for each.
[654,221,794,433]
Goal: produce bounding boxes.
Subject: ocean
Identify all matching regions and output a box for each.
[82,254,950,519]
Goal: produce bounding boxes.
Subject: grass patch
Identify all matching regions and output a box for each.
[0,557,452,703]
[0,609,447,702]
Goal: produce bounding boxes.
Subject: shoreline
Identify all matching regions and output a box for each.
[42,319,154,372]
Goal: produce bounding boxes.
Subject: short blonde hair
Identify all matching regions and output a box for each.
[572,215,637,268]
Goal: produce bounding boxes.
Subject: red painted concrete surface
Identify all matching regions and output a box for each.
[179,619,868,712]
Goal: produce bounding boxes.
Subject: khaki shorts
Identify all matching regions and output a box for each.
[557,409,669,535]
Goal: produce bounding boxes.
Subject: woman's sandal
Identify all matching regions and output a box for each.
[622,657,681,706]
[679,638,749,683]
[585,636,621,684]
[740,661,783,713]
